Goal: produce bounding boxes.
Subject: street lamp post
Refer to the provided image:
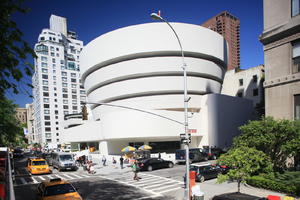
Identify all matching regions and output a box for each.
[150,13,190,200]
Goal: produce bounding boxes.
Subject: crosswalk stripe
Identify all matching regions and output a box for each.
[61,174,73,179]
[70,174,82,178]
[144,182,178,190]
[55,174,64,180]
[38,176,46,181]
[31,177,39,184]
[80,174,90,178]
[46,175,55,179]
[141,173,183,184]
[158,186,182,194]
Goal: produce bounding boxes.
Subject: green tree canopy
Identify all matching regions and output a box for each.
[233,117,300,171]
[217,147,273,192]
[0,94,25,146]
[0,0,36,96]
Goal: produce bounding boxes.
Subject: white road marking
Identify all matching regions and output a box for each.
[38,176,45,181]
[158,186,182,194]
[141,173,183,184]
[31,177,39,183]
[61,174,73,179]
[69,173,82,178]
[54,174,64,180]
[46,175,55,179]
[144,182,178,190]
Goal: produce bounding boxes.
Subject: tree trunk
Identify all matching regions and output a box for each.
[238,180,241,193]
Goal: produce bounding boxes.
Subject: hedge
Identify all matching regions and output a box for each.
[247,173,300,196]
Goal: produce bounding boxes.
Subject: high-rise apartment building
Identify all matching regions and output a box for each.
[202,11,240,70]
[260,0,300,120]
[32,15,86,148]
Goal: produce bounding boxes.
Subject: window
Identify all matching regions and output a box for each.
[292,40,300,73]
[55,116,58,119]
[55,110,58,115]
[53,70,56,73]
[56,48,59,51]
[71,78,76,83]
[72,89,77,94]
[253,88,259,96]
[53,76,56,80]
[64,111,69,115]
[44,110,50,114]
[80,90,86,94]
[44,116,50,120]
[63,94,68,98]
[51,52,55,57]
[56,133,59,136]
[61,72,67,76]
[43,92,49,97]
[54,93,57,97]
[73,106,78,110]
[42,80,48,85]
[71,73,76,77]
[42,68,48,73]
[43,86,49,91]
[61,66,65,70]
[43,98,49,103]
[60,60,64,64]
[239,79,243,86]
[44,104,50,108]
[72,100,77,105]
[295,95,300,120]
[62,83,68,87]
[52,58,55,63]
[63,105,69,109]
[62,77,67,82]
[56,139,59,142]
[253,75,258,83]
[72,95,77,99]
[50,46,54,51]
[46,139,52,143]
[45,121,51,126]
[292,0,300,16]
[45,127,51,132]
[71,84,76,88]
[54,99,57,102]
[62,88,68,93]
[41,62,47,67]
[42,74,48,79]
[46,133,51,138]
[56,127,59,130]
[41,56,47,61]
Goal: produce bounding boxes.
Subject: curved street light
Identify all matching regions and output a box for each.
[150,12,190,200]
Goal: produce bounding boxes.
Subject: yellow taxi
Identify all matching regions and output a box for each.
[37,178,83,200]
[27,158,51,175]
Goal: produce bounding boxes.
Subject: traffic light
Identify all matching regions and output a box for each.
[82,104,88,120]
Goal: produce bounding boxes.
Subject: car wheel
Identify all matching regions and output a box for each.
[168,163,174,168]
[147,165,153,171]
[200,176,205,183]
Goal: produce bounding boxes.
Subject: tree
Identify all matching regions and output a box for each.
[0,0,36,96]
[0,94,24,146]
[217,147,273,192]
[233,117,300,171]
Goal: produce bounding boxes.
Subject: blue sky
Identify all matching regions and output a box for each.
[8,0,264,107]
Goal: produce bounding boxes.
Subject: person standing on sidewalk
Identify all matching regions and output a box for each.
[102,155,107,166]
[119,156,124,169]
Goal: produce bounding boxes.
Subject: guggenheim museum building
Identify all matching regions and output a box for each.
[63,22,253,155]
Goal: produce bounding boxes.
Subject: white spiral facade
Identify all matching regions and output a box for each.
[77,22,228,154]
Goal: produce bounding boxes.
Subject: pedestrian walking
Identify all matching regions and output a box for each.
[102,155,107,166]
[112,157,117,164]
[158,152,161,159]
[119,156,124,169]
[132,160,140,181]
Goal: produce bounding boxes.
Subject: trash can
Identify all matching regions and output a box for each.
[191,185,204,200]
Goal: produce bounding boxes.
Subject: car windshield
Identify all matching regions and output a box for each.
[32,161,47,165]
[59,155,73,161]
[44,184,76,196]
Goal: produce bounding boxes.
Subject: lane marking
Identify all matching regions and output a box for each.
[38,176,46,181]
[31,177,39,184]
[46,175,55,179]
[158,186,182,194]
[144,182,178,190]
[141,173,183,184]
[61,174,73,179]
[55,174,64,180]
[69,174,82,178]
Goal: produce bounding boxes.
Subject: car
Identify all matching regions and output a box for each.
[27,158,51,175]
[36,178,83,200]
[138,158,174,171]
[13,148,24,158]
[189,163,228,182]
[176,148,208,164]
[202,146,226,160]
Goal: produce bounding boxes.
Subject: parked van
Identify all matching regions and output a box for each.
[51,152,77,171]
[175,148,208,164]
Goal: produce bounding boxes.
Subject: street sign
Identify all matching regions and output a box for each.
[180,133,191,144]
